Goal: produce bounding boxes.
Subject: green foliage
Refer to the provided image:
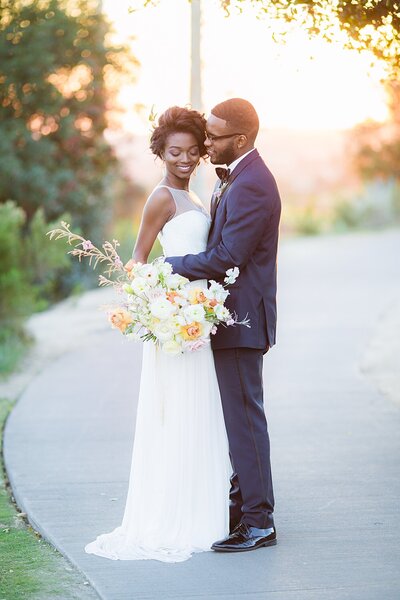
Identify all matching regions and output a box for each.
[24,208,72,306]
[0,1,138,374]
[0,200,73,317]
[0,0,136,239]
[0,201,79,374]
[0,201,34,323]
[284,200,324,236]
[0,326,31,376]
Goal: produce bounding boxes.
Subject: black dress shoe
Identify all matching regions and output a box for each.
[229,518,241,534]
[212,522,277,553]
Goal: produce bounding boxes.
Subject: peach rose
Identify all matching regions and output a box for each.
[109,308,133,333]
[166,291,179,303]
[181,321,202,341]
[188,288,208,304]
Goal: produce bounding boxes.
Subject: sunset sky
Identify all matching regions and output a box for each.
[102,0,388,134]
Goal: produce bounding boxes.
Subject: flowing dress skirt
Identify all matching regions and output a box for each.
[85,340,231,562]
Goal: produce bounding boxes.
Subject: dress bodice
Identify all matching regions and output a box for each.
[157,186,210,257]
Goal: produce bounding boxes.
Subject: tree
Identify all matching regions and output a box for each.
[0,0,137,239]
[133,1,399,77]
[222,1,400,78]
[351,80,400,183]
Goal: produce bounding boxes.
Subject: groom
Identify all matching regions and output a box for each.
[167,98,281,552]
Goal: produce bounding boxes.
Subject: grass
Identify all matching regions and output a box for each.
[0,398,97,600]
[0,328,32,378]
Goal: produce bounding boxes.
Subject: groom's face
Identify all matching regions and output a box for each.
[205,114,240,166]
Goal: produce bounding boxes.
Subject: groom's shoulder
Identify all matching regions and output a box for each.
[238,153,280,195]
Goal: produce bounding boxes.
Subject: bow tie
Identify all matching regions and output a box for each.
[215,167,230,184]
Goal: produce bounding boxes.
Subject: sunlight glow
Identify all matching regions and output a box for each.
[103,0,388,134]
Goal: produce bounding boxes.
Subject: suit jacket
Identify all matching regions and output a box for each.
[167,149,281,350]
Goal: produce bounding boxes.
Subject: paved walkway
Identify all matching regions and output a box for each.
[4,231,400,600]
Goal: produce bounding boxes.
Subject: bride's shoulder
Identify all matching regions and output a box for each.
[145,185,175,214]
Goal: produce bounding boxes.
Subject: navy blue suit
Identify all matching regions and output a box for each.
[167,149,281,529]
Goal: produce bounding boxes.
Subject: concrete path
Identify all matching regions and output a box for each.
[4,230,400,600]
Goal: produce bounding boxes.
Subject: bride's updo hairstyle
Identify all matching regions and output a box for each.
[150,106,208,159]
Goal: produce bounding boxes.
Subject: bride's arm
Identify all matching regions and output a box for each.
[126,187,175,266]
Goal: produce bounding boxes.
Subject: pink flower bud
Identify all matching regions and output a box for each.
[82,240,94,251]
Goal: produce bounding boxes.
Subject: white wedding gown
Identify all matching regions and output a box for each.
[85,186,231,562]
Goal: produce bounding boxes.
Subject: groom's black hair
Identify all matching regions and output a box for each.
[211,98,259,143]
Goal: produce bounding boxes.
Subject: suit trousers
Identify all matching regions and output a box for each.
[213,347,275,529]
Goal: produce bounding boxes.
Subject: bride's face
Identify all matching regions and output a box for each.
[163,132,200,180]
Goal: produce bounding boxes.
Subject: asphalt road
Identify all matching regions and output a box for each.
[4,230,400,600]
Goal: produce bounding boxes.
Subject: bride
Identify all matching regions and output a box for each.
[85,106,232,563]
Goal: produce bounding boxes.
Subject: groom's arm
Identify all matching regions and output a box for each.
[167,182,274,281]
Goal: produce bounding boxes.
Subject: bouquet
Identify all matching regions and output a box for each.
[47,222,249,355]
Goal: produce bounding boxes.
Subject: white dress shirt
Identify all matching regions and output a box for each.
[227,148,256,174]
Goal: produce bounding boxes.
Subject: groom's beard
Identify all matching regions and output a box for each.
[209,141,236,166]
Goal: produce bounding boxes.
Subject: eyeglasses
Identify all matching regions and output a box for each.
[205,132,244,142]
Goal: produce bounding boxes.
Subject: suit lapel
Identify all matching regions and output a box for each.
[208,149,260,235]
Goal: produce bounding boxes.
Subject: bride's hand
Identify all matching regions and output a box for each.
[124,258,136,272]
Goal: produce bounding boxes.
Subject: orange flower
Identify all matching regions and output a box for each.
[181,321,202,340]
[109,308,133,333]
[188,288,208,304]
[166,291,179,303]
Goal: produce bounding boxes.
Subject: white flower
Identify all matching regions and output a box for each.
[153,322,174,342]
[146,288,164,302]
[162,339,182,355]
[149,297,176,320]
[201,321,213,337]
[136,263,158,286]
[165,273,189,290]
[206,281,229,302]
[183,304,206,323]
[214,304,230,321]
[224,267,240,285]
[157,260,173,276]
[130,277,149,295]
[168,315,186,333]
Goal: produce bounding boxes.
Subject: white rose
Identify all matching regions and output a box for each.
[183,304,206,323]
[153,322,174,342]
[162,339,182,355]
[214,304,230,321]
[157,261,173,276]
[165,273,189,290]
[130,277,149,295]
[149,297,176,320]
